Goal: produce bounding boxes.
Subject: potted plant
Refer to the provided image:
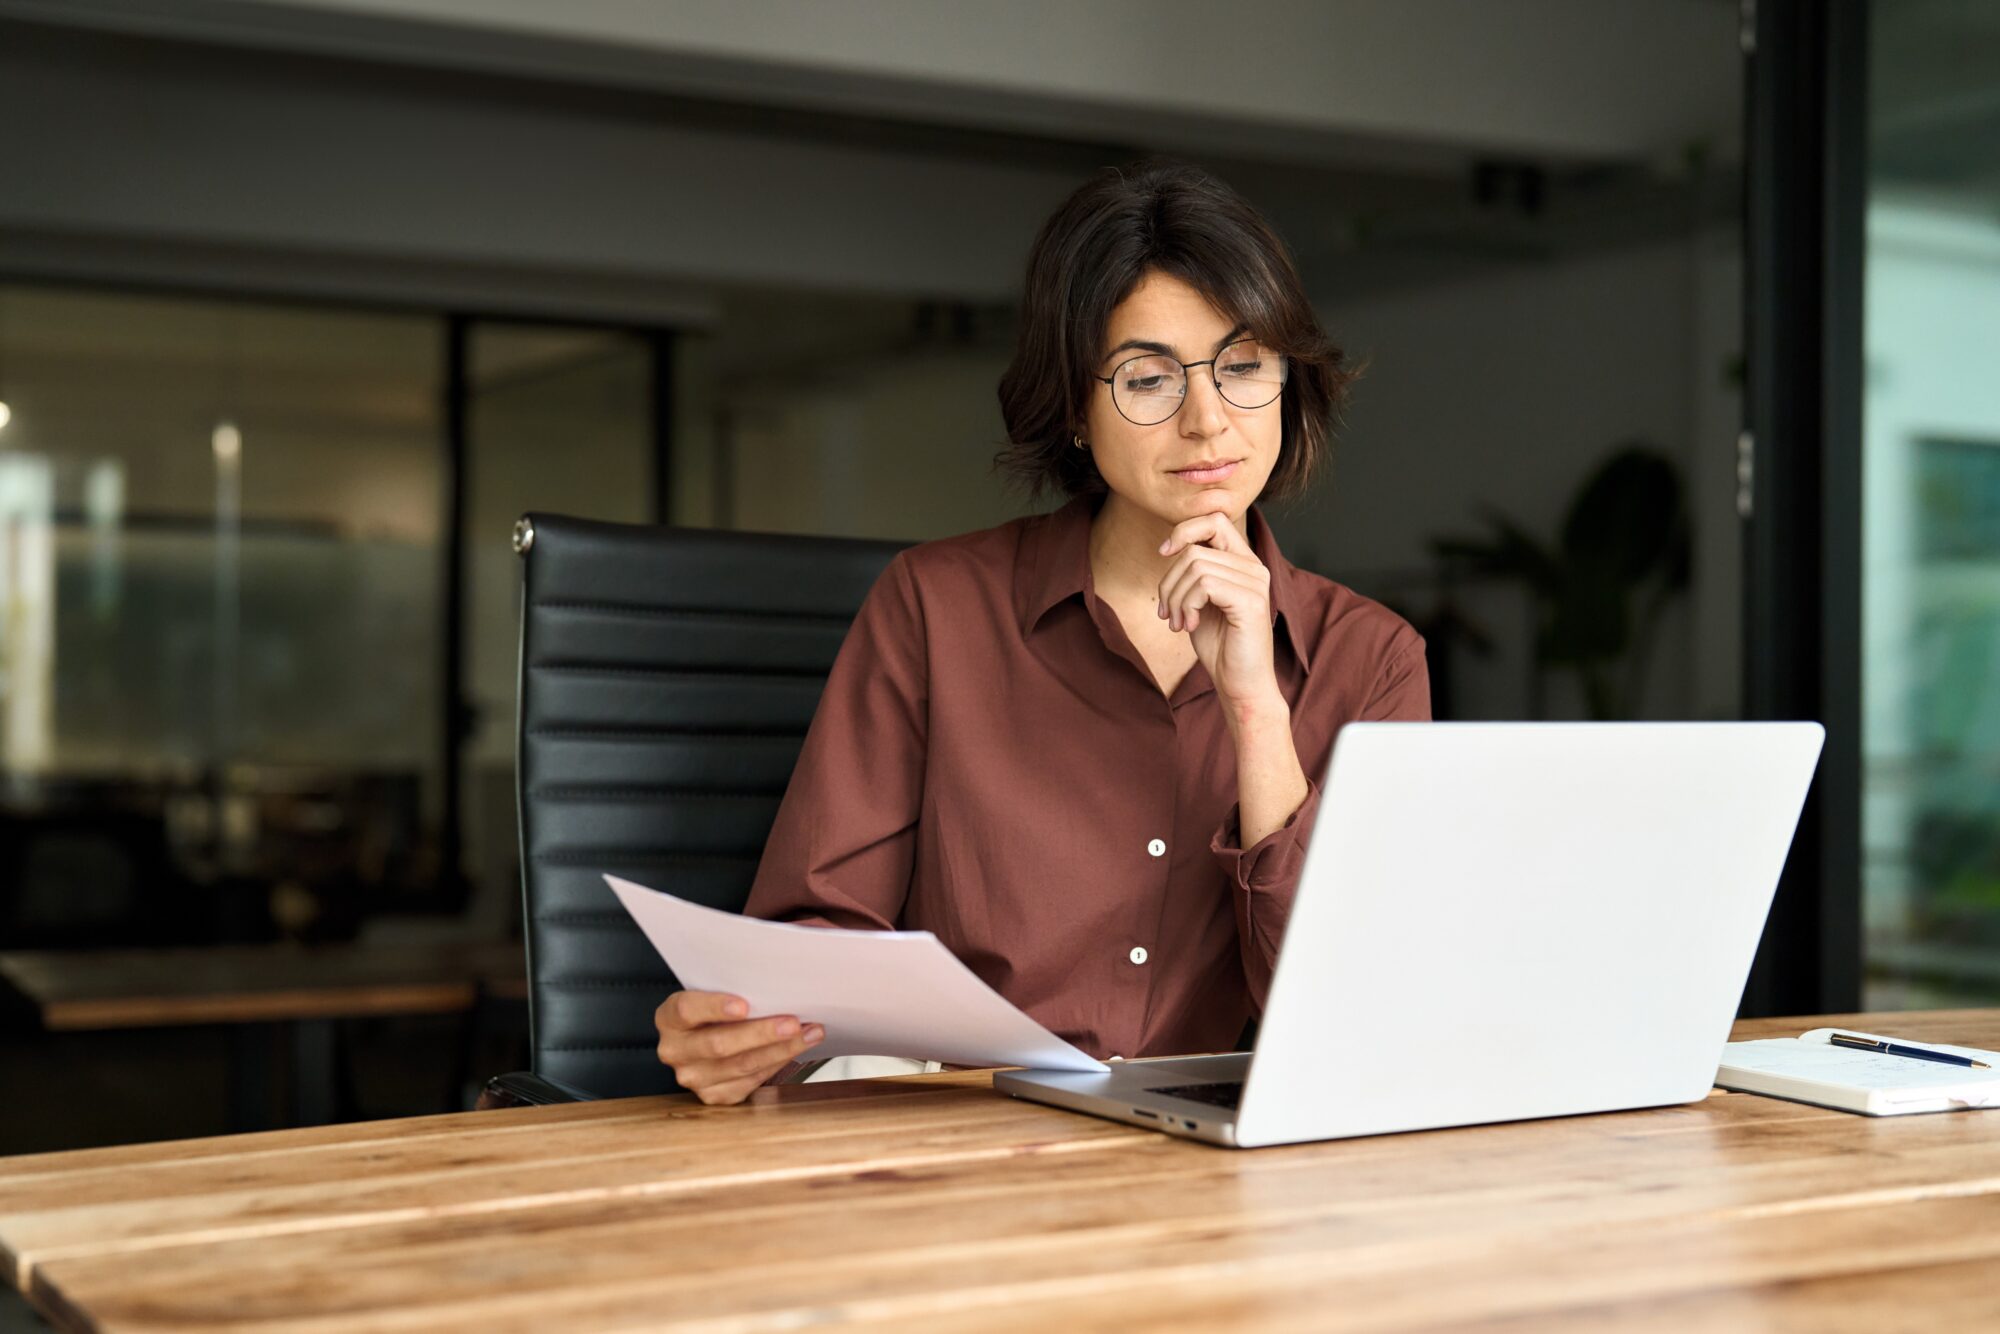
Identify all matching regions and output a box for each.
[1430,443,1691,721]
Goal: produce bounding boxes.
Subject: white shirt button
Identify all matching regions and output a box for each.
[1146,838,1166,857]
[1128,946,1149,966]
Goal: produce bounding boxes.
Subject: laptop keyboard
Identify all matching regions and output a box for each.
[1149,1081,1244,1110]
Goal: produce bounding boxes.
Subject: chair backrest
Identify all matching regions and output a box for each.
[513,512,909,1098]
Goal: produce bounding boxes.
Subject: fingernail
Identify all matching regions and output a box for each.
[774,1017,798,1036]
[725,999,747,1018]
[804,1026,825,1044]
[1158,539,1172,554]
[1157,601,1165,618]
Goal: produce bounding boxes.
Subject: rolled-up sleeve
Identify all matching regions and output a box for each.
[743,550,928,933]
[1210,631,1431,1006]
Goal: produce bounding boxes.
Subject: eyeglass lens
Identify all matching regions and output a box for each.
[1111,340,1287,425]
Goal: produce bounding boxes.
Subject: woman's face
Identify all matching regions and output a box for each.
[1082,269,1284,526]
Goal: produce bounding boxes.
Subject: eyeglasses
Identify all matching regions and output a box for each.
[1091,339,1288,427]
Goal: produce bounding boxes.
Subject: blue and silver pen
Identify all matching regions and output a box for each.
[1829,1032,1991,1069]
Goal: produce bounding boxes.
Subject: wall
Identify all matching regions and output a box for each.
[0,25,1079,317]
[724,344,1031,543]
[9,0,1743,168]
[0,12,1746,730]
[660,231,1744,724]
[1268,229,1742,721]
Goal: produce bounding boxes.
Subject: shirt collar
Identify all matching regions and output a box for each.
[1013,491,1314,674]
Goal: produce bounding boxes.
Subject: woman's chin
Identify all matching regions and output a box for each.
[1168,481,1242,512]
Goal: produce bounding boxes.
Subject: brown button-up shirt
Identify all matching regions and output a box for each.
[743,491,1429,1061]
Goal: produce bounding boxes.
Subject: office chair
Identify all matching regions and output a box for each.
[481,512,908,1106]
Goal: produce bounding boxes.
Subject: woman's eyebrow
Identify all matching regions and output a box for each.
[1104,323,1251,360]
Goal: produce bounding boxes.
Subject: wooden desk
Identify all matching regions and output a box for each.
[2,1010,1998,1332]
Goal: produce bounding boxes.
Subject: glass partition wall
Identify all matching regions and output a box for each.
[0,278,1023,956]
[1861,2,2000,1006]
[0,284,664,948]
[456,322,658,935]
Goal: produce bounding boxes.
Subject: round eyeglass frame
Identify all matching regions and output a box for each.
[1090,339,1288,427]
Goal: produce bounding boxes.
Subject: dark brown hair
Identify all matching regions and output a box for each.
[995,157,1357,505]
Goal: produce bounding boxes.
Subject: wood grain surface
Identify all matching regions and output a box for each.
[2,1010,1997,1332]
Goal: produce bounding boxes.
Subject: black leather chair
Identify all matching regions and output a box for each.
[483,512,909,1106]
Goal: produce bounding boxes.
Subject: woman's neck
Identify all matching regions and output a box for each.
[1087,491,1247,604]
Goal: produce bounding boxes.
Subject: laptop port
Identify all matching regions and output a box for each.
[1184,1120,1198,1130]
[1133,1108,1158,1119]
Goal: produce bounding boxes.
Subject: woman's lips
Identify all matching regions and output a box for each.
[1171,460,1239,484]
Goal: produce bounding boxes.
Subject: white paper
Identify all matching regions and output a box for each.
[605,875,1106,1073]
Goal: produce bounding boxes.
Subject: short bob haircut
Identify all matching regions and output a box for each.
[996,157,1357,506]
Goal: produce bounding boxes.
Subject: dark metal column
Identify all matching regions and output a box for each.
[439,314,470,911]
[1739,0,1866,1016]
[650,328,677,526]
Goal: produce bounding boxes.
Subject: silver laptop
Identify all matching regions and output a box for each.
[996,721,1825,1148]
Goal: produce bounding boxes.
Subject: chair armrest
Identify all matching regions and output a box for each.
[476,1070,600,1109]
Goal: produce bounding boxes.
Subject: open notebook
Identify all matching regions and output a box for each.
[1717,1027,2000,1115]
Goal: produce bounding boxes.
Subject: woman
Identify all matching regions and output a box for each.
[655,158,1430,1104]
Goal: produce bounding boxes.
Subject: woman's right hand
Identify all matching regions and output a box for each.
[653,990,825,1105]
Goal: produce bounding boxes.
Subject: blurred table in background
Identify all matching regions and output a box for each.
[0,940,526,1129]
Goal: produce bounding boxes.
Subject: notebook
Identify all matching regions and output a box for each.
[1717,1027,2000,1115]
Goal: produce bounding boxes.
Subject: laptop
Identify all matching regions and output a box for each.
[995,721,1825,1148]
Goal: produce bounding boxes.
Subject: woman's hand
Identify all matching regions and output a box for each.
[1157,511,1309,846]
[1156,511,1283,717]
[654,989,825,1105]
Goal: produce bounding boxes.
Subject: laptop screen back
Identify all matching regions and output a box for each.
[1235,722,1824,1148]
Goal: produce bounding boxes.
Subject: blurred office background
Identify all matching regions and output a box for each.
[0,0,1990,1151]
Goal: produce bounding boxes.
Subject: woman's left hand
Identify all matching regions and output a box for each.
[1156,511,1284,716]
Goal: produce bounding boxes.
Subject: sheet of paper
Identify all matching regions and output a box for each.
[605,875,1106,1073]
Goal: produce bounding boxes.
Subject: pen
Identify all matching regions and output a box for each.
[1829,1032,1992,1069]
